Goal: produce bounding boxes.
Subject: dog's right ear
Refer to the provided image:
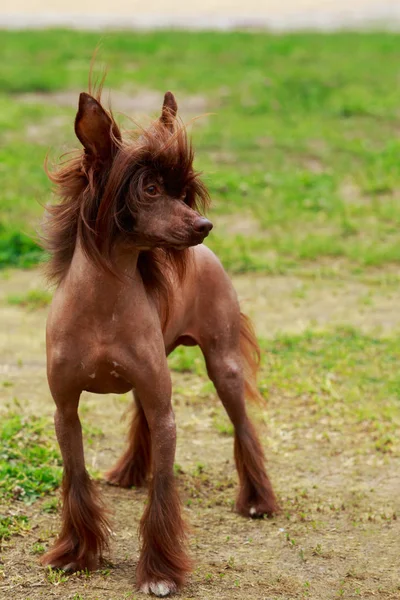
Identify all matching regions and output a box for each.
[160,91,178,131]
[75,92,121,160]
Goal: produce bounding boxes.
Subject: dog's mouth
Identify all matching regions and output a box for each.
[170,232,211,250]
[133,222,213,251]
[158,225,212,250]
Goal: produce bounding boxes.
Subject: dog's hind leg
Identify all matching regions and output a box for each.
[105,392,151,488]
[200,311,279,518]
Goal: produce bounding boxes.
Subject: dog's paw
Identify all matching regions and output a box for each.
[140,580,177,597]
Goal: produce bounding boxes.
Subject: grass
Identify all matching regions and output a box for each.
[0,515,29,545]
[0,414,62,503]
[7,288,52,309]
[0,414,62,547]
[170,326,400,456]
[1,31,400,272]
[260,327,400,455]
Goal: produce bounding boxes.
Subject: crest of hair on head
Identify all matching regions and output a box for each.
[40,84,210,330]
[87,45,107,102]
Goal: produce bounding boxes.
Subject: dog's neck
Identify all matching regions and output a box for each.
[71,236,141,285]
[110,242,141,276]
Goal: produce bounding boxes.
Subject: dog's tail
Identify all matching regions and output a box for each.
[240,312,264,405]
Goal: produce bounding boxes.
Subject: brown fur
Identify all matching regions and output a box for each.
[41,470,110,570]
[136,475,192,591]
[234,421,279,517]
[239,312,264,405]
[105,398,151,488]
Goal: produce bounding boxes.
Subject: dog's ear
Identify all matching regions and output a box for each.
[160,91,178,131]
[75,92,121,160]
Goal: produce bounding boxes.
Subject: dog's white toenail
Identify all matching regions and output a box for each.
[140,580,175,597]
[250,506,257,516]
[61,562,77,572]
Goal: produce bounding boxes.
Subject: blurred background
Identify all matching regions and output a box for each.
[1,3,400,600]
[1,1,400,30]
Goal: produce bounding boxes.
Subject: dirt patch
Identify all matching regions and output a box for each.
[1,268,400,599]
[234,272,400,337]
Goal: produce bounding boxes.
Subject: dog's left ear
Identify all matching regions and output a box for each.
[160,91,178,131]
[75,92,121,161]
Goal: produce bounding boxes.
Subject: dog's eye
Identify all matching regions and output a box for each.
[145,185,159,196]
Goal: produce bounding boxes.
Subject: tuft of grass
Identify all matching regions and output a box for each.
[31,541,46,555]
[0,414,62,503]
[0,515,29,545]
[7,289,52,310]
[42,497,59,514]
[46,566,68,585]
[212,415,234,437]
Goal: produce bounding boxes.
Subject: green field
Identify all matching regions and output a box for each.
[1,31,400,600]
[1,30,400,273]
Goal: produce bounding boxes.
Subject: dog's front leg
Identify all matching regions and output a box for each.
[127,344,191,597]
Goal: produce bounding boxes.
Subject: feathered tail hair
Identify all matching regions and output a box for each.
[239,313,264,405]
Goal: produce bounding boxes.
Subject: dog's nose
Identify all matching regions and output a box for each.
[193,217,213,236]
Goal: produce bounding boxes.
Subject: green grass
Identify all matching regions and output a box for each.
[0,414,62,502]
[0,415,62,544]
[260,327,400,455]
[7,288,52,310]
[1,31,400,272]
[171,327,400,455]
[0,515,29,544]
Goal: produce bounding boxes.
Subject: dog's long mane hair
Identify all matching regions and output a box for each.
[42,85,209,321]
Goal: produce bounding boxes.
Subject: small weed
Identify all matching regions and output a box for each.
[312,543,323,556]
[193,462,205,476]
[76,568,91,579]
[173,463,184,476]
[46,566,68,585]
[31,541,45,555]
[42,497,59,513]
[303,581,311,597]
[286,533,296,546]
[100,568,111,577]
[0,515,29,544]
[212,416,234,437]
[299,548,306,562]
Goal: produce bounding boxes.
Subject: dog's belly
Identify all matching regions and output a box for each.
[81,359,134,395]
[84,377,133,395]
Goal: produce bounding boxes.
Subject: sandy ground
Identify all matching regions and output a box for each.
[1,0,400,30]
[0,268,399,599]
